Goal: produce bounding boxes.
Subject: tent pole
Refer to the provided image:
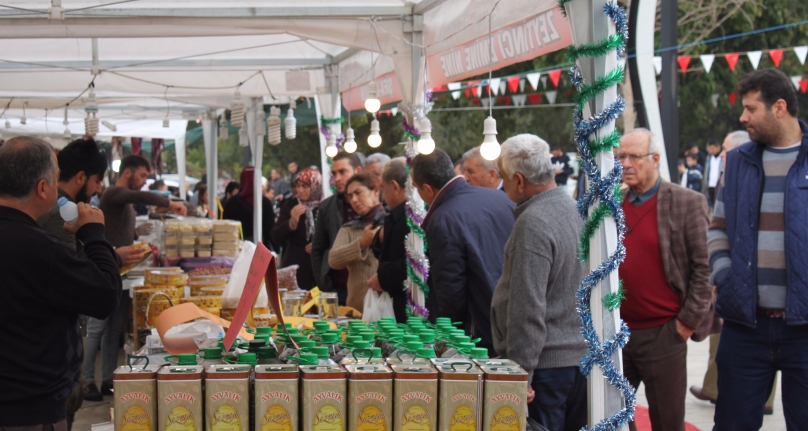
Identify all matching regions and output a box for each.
[313,94,331,200]
[203,110,219,218]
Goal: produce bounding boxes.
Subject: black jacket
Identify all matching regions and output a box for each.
[223,195,276,248]
[311,194,348,292]
[271,198,317,290]
[0,206,121,426]
[422,179,515,352]
[373,202,439,323]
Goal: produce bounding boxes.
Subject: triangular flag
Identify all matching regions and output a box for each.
[725,53,739,71]
[512,94,527,107]
[700,54,715,73]
[475,82,483,98]
[728,93,736,105]
[519,79,525,93]
[471,99,481,106]
[792,76,803,90]
[447,82,461,100]
[677,56,691,73]
[548,70,562,87]
[499,81,507,95]
[468,80,480,98]
[481,98,492,108]
[497,96,511,106]
[653,56,662,75]
[545,90,557,104]
[801,79,808,94]
[464,87,471,98]
[526,73,540,91]
[769,49,783,67]
[746,51,762,70]
[795,46,808,65]
[540,75,548,89]
[507,76,520,94]
[386,110,391,117]
[391,107,398,116]
[490,78,502,96]
[711,94,719,108]
[527,93,543,105]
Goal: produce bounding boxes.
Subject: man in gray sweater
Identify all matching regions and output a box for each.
[491,134,587,431]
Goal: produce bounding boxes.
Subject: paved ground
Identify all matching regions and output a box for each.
[73,338,787,431]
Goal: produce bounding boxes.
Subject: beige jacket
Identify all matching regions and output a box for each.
[328,225,378,312]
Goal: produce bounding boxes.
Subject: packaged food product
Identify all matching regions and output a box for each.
[147,271,189,286]
[254,365,299,431]
[165,220,182,233]
[212,220,241,233]
[158,362,204,431]
[346,363,393,431]
[213,248,239,257]
[180,250,196,258]
[390,364,438,431]
[165,234,179,246]
[437,362,482,431]
[200,286,225,296]
[193,220,213,233]
[205,365,251,431]
[113,358,161,431]
[213,231,240,242]
[196,249,212,258]
[480,365,528,431]
[190,276,228,296]
[187,295,222,309]
[299,365,347,431]
[197,235,214,245]
[180,236,198,246]
[166,249,179,258]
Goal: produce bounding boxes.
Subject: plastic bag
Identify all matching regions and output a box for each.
[361,290,395,323]
[221,241,269,309]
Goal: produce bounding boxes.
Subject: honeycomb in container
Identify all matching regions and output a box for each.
[188,295,222,309]
[212,220,240,233]
[146,270,188,286]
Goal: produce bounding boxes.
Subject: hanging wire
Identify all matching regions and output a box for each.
[164,86,171,119]
[487,13,494,118]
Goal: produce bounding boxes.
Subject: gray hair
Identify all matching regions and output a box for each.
[623,128,664,155]
[499,134,554,185]
[366,153,391,171]
[0,136,57,201]
[726,130,750,149]
[463,146,500,177]
[382,159,409,188]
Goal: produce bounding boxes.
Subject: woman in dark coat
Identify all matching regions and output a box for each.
[223,166,275,248]
[270,168,322,290]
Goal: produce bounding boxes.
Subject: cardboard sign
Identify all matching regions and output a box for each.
[221,242,273,352]
[155,303,254,354]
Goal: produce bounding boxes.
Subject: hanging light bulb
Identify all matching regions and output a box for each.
[4,120,10,129]
[62,105,71,140]
[267,106,282,145]
[325,132,339,157]
[364,81,381,114]
[367,118,382,148]
[230,89,244,127]
[218,116,228,140]
[285,100,297,140]
[343,128,357,153]
[238,126,248,147]
[480,116,500,160]
[417,117,435,154]
[84,89,99,136]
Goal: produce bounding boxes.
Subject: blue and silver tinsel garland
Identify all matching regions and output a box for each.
[564,2,636,430]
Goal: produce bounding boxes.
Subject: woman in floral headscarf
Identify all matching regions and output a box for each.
[271,167,322,290]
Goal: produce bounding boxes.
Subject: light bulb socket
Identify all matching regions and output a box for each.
[367,81,377,99]
[483,116,497,135]
[163,118,170,128]
[370,118,380,133]
[345,127,355,140]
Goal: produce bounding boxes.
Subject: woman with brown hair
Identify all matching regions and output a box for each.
[328,172,386,311]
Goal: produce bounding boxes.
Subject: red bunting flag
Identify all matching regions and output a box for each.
[548,69,562,87]
[527,93,543,105]
[801,79,808,94]
[507,76,521,94]
[677,56,691,73]
[471,99,481,106]
[728,93,736,105]
[497,96,511,106]
[769,49,784,67]
[725,53,740,71]
[467,80,481,98]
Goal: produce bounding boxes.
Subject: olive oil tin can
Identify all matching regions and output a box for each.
[345,364,393,431]
[254,364,300,431]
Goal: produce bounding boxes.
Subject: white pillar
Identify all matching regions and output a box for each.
[313,95,332,200]
[175,137,187,200]
[202,111,219,218]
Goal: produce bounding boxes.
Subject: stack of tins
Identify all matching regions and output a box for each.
[183,274,227,317]
[133,268,186,347]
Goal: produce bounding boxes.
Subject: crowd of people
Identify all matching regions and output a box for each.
[0,67,805,431]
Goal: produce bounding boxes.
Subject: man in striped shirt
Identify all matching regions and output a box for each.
[709,68,808,430]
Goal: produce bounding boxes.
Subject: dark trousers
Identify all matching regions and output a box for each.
[708,187,716,208]
[528,367,587,431]
[623,318,687,431]
[713,317,808,431]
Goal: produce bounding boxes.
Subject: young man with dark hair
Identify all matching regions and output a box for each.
[703,139,723,207]
[410,148,514,345]
[710,68,808,430]
[311,152,363,303]
[222,181,239,207]
[82,155,186,401]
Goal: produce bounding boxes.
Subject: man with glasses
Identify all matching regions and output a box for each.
[617,128,712,431]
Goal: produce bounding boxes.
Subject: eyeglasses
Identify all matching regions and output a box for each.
[617,152,654,162]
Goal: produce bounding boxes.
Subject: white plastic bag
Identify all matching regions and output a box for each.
[362,290,395,323]
[221,241,269,309]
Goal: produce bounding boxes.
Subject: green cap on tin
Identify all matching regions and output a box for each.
[416,348,436,359]
[359,332,376,342]
[352,340,371,349]
[435,317,451,324]
[320,333,339,344]
[289,353,318,365]
[405,341,424,351]
[311,346,330,358]
[457,342,476,350]
[403,335,420,344]
[199,347,224,360]
[469,348,488,359]
[451,335,471,345]
[248,338,267,349]
[419,331,436,343]
[237,353,257,365]
[313,321,331,331]
[256,326,273,335]
[297,340,316,350]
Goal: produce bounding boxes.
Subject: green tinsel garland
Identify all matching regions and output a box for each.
[557,0,573,16]
[406,216,428,250]
[326,158,336,194]
[601,281,625,312]
[579,185,623,261]
[573,67,625,109]
[566,34,625,63]
[588,129,621,154]
[403,130,420,141]
[407,264,430,295]
[320,117,344,125]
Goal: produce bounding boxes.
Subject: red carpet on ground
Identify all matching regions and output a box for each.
[633,405,702,431]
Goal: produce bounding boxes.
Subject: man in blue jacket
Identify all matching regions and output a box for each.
[411,149,514,353]
[709,68,808,430]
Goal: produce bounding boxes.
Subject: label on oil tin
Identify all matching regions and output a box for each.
[116,383,156,431]
[255,379,298,431]
[159,380,202,431]
[439,380,478,431]
[302,380,346,431]
[350,384,392,431]
[206,380,250,431]
[394,381,437,431]
[483,382,525,431]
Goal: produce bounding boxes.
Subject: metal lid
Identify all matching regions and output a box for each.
[390,363,438,379]
[479,365,529,382]
[436,362,482,381]
[205,364,252,379]
[299,364,347,379]
[345,363,393,380]
[158,365,205,380]
[114,365,161,380]
[255,364,299,380]
[472,359,517,367]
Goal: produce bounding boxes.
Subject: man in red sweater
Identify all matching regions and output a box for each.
[618,129,713,431]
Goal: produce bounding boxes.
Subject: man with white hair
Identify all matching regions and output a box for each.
[463,146,504,190]
[490,134,587,430]
[364,153,391,184]
[618,128,712,431]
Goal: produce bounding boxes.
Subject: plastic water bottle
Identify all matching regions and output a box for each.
[57,197,78,224]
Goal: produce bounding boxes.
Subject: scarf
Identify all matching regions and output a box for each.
[294,167,323,241]
[238,166,256,207]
